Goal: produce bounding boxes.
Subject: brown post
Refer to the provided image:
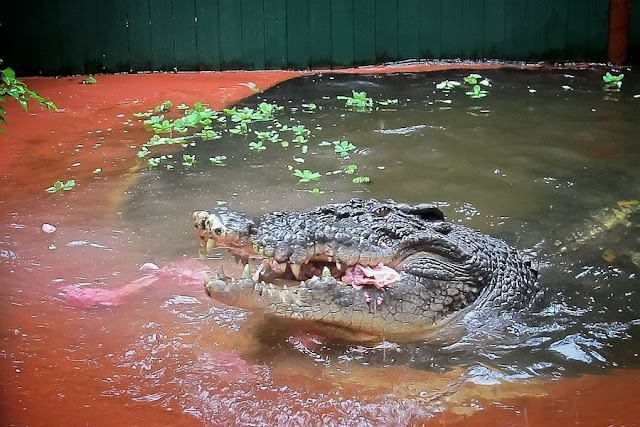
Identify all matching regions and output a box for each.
[608,0,631,64]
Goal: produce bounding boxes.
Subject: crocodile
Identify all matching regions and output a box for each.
[193,198,540,342]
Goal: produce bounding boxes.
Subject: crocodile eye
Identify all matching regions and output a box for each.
[373,206,391,217]
[213,228,222,235]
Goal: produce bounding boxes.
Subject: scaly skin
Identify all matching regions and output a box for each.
[193,199,539,341]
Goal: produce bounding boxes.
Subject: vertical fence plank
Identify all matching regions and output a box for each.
[174,0,198,70]
[59,0,90,74]
[196,0,221,70]
[332,0,355,67]
[375,0,398,62]
[127,0,152,72]
[17,0,62,75]
[398,0,420,61]
[100,0,130,72]
[264,0,287,69]
[419,0,441,59]
[287,0,310,68]
[586,0,609,60]
[150,0,175,71]
[484,0,505,59]
[566,0,588,60]
[219,0,243,69]
[504,0,526,60]
[462,0,484,59]
[309,0,332,67]
[353,0,375,65]
[546,0,568,59]
[441,0,463,58]
[241,0,265,70]
[525,0,548,59]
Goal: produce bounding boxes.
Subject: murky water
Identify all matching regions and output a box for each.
[3,68,640,424]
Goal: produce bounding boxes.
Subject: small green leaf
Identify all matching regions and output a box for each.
[62,180,76,190]
[352,176,371,184]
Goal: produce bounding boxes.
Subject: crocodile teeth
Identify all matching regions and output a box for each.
[322,266,332,277]
[242,263,251,278]
[253,243,260,253]
[206,238,216,253]
[201,271,211,284]
[290,263,301,279]
[336,261,342,270]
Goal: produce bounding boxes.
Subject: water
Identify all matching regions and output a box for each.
[2,68,640,424]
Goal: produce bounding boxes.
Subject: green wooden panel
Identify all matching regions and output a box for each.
[81,0,103,73]
[0,3,20,72]
[398,0,420,60]
[219,0,243,69]
[150,0,175,71]
[461,0,483,59]
[309,0,332,67]
[174,0,198,70]
[196,0,221,70]
[286,0,310,68]
[484,0,505,59]
[546,0,569,59]
[504,0,527,60]
[566,0,589,60]
[59,0,88,74]
[353,0,375,65]
[525,0,548,59]
[441,0,463,58]
[100,0,130,72]
[375,0,398,62]
[586,0,609,60]
[418,0,441,58]
[332,0,356,66]
[127,0,153,72]
[241,0,265,70]
[17,0,62,75]
[264,0,287,69]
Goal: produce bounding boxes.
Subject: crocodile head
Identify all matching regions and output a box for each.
[193,198,538,342]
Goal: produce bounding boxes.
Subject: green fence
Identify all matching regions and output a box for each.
[0,0,613,76]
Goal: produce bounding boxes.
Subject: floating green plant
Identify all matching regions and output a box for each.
[45,180,76,193]
[334,140,357,158]
[294,169,321,183]
[603,72,624,90]
[337,91,373,111]
[209,155,227,166]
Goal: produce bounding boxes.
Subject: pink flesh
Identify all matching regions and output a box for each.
[62,260,204,308]
[341,263,400,290]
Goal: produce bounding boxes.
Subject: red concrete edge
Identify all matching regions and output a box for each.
[609,0,631,64]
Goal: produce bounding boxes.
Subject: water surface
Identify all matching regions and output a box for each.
[3,68,640,424]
